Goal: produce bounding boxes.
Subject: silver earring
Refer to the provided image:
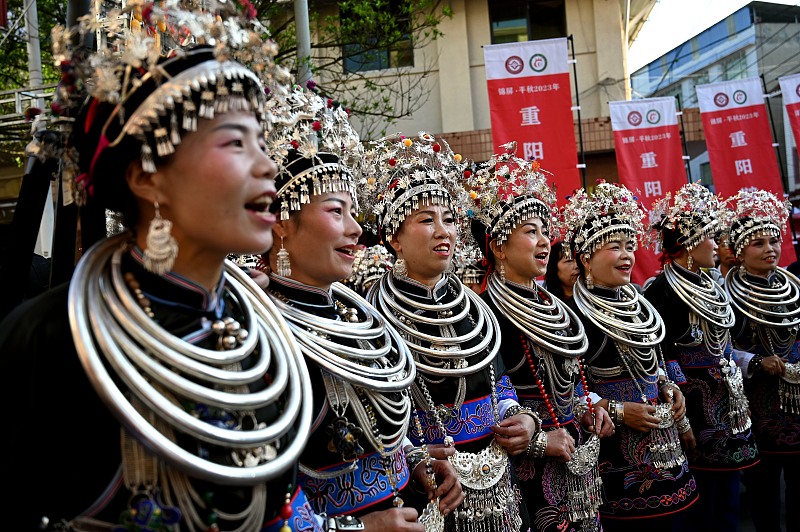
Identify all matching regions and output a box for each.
[585,272,594,290]
[499,263,506,283]
[393,258,408,277]
[277,236,291,277]
[143,202,178,276]
[687,254,694,271]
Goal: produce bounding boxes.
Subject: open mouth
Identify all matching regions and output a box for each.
[433,244,450,254]
[535,252,548,261]
[245,194,274,213]
[336,246,358,257]
[616,264,631,272]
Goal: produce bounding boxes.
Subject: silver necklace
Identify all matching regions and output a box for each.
[726,266,800,328]
[664,262,735,329]
[269,281,416,392]
[269,280,413,459]
[70,234,313,485]
[368,272,501,378]
[573,278,665,348]
[486,272,588,358]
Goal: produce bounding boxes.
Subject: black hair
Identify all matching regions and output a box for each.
[469,217,494,268]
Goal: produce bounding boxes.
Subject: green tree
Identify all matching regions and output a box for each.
[253,0,452,138]
[0,0,451,150]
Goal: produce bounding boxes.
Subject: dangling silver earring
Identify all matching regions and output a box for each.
[393,258,408,277]
[499,262,506,283]
[276,236,291,277]
[686,254,694,271]
[143,202,178,275]
[585,272,594,290]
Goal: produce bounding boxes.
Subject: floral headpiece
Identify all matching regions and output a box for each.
[560,180,646,257]
[344,244,395,295]
[48,0,291,206]
[356,132,470,242]
[266,86,363,220]
[649,182,724,252]
[466,141,558,250]
[727,188,790,256]
[455,260,488,287]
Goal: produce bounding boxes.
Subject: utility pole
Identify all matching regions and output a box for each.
[294,0,312,85]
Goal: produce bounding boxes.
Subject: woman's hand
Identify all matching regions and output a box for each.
[411,458,464,516]
[762,355,786,376]
[666,384,686,421]
[583,407,615,438]
[491,413,538,456]
[621,402,661,433]
[425,443,456,461]
[359,508,423,532]
[544,428,576,462]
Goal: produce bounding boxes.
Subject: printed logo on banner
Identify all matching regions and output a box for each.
[627,111,643,127]
[529,54,547,72]
[733,90,747,105]
[796,84,800,98]
[714,92,729,107]
[505,56,524,75]
[646,109,661,125]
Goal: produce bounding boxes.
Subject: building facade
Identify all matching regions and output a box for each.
[311,0,655,184]
[631,1,800,194]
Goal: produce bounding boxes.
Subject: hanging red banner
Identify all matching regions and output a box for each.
[697,77,796,265]
[484,38,580,205]
[609,97,688,285]
[0,0,7,28]
[779,73,800,151]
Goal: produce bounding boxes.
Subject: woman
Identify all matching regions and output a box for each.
[261,93,463,532]
[467,146,614,532]
[545,240,579,302]
[644,183,758,532]
[725,189,800,532]
[0,7,316,531]
[561,181,698,532]
[359,133,539,532]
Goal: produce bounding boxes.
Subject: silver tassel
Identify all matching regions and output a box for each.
[183,100,198,131]
[143,202,179,276]
[141,143,156,173]
[277,237,291,277]
[199,90,215,119]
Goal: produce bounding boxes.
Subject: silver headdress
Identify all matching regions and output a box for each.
[560,180,646,258]
[49,0,292,206]
[466,141,558,249]
[345,244,395,295]
[265,86,363,220]
[356,131,471,242]
[649,182,725,252]
[727,188,790,257]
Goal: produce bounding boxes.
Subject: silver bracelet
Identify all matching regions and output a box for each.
[527,429,548,459]
[503,404,542,427]
[676,416,691,434]
[327,515,365,532]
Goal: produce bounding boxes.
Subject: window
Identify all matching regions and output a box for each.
[341,1,413,73]
[724,50,748,80]
[489,0,566,45]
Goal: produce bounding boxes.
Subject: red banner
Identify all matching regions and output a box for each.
[780,74,800,151]
[609,97,688,284]
[484,38,580,204]
[697,77,796,265]
[0,0,7,28]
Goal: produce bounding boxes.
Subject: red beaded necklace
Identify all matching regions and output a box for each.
[520,334,593,426]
